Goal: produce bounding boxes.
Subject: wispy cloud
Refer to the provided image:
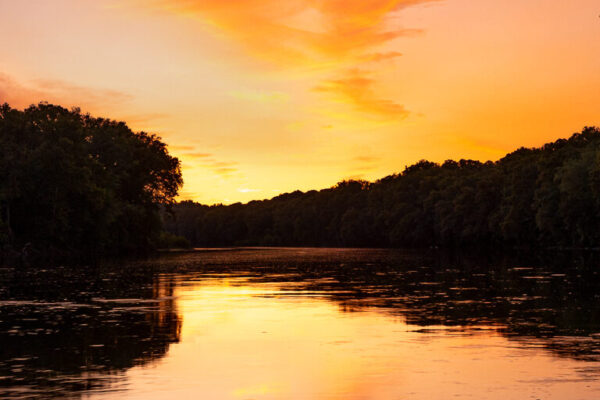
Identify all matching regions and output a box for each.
[210,160,238,177]
[361,51,403,62]
[0,73,132,110]
[141,0,437,119]
[184,152,213,159]
[174,146,239,178]
[314,69,408,119]
[170,145,196,152]
[345,154,380,180]
[144,0,434,63]
[354,155,379,163]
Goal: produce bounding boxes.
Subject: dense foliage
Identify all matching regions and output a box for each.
[165,127,600,248]
[0,103,182,260]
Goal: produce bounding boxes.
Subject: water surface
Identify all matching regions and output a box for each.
[1,248,600,399]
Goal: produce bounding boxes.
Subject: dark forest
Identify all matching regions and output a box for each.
[0,103,182,262]
[3,102,600,258]
[165,127,600,249]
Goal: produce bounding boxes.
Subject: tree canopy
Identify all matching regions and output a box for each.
[165,127,600,249]
[0,102,182,261]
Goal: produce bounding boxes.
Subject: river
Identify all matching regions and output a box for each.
[1,248,599,399]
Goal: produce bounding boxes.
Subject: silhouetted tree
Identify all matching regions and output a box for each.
[0,102,182,262]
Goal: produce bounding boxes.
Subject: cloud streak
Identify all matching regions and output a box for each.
[347,154,380,180]
[174,147,239,178]
[361,51,403,62]
[143,0,437,119]
[148,0,433,62]
[0,73,132,110]
[314,69,408,118]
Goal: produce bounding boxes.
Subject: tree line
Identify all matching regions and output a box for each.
[164,127,600,249]
[0,103,182,262]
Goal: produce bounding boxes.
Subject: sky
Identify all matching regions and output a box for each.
[0,0,599,204]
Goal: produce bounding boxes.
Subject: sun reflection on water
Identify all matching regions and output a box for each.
[107,274,600,400]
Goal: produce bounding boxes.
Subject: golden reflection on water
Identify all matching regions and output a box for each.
[101,275,600,400]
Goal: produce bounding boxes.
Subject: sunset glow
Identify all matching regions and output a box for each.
[1,0,598,203]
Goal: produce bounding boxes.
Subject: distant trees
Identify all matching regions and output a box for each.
[165,127,600,249]
[0,102,182,261]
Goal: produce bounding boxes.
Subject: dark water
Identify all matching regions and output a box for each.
[1,248,600,399]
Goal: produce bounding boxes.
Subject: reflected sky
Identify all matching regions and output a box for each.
[110,275,600,400]
[2,248,600,399]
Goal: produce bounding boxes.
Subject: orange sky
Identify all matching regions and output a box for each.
[1,0,599,204]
